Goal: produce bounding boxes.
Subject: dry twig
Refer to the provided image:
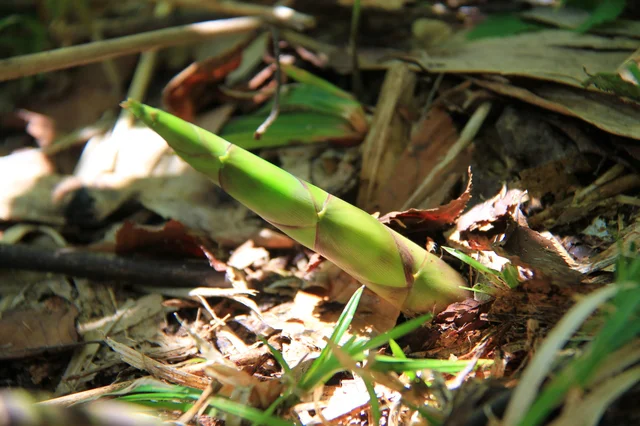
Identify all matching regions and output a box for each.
[0,17,263,82]
[0,244,227,288]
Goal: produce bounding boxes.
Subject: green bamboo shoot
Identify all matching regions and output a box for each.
[123,100,468,314]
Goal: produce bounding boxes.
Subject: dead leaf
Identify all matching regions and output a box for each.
[493,221,583,284]
[163,32,257,121]
[16,109,57,147]
[227,240,269,270]
[0,297,78,360]
[419,30,634,90]
[450,188,582,284]
[357,62,416,210]
[472,78,640,140]
[376,106,461,213]
[0,149,66,224]
[379,172,472,231]
[114,220,214,259]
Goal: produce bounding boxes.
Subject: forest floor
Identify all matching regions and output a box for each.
[0,1,638,425]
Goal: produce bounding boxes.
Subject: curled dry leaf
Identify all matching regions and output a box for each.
[379,172,472,232]
[163,32,257,121]
[449,188,583,284]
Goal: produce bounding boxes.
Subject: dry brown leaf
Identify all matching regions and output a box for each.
[419,30,634,89]
[493,222,583,284]
[105,337,210,390]
[163,32,257,121]
[227,240,269,270]
[450,188,582,284]
[0,297,78,360]
[376,107,461,213]
[113,220,214,259]
[473,78,640,140]
[379,168,472,231]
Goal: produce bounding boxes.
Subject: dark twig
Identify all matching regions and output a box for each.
[254,26,282,140]
[0,244,228,288]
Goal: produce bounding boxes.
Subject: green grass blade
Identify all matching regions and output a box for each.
[358,313,433,353]
[519,281,639,426]
[208,397,294,426]
[363,377,381,425]
[298,286,364,391]
[388,338,416,381]
[370,356,492,374]
[260,336,292,375]
[575,0,626,32]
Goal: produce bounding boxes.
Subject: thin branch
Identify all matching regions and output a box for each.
[0,17,263,82]
[254,26,282,140]
[0,243,228,288]
[150,0,316,30]
[113,1,174,133]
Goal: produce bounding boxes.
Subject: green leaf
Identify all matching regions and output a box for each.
[389,338,416,381]
[281,64,355,100]
[363,377,381,426]
[575,0,626,32]
[582,72,640,101]
[370,355,492,374]
[466,14,543,40]
[220,112,362,149]
[509,253,640,426]
[260,336,292,375]
[256,84,366,130]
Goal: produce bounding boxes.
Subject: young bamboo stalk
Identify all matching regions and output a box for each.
[122,100,468,314]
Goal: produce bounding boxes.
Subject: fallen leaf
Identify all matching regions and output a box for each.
[0,149,66,224]
[114,220,212,259]
[0,297,78,360]
[163,32,256,121]
[472,78,640,140]
[379,172,472,231]
[418,30,634,89]
[493,221,583,284]
[227,240,269,270]
[449,188,582,284]
[357,62,416,211]
[376,107,463,213]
